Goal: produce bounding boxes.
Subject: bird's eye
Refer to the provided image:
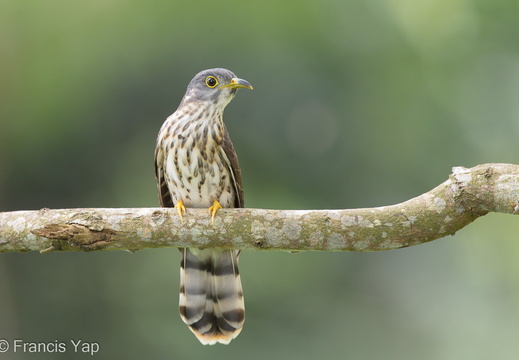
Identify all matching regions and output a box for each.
[205,76,218,88]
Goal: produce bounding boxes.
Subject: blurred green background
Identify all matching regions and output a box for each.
[1,0,519,358]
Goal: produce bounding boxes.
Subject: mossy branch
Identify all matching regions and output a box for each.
[1,163,519,254]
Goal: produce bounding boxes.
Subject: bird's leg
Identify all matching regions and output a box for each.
[175,200,187,224]
[208,200,223,224]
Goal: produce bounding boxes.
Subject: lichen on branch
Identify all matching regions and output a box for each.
[1,163,518,254]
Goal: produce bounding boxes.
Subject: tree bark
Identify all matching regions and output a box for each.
[1,163,518,254]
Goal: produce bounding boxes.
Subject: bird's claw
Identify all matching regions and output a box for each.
[175,200,187,224]
[208,200,223,224]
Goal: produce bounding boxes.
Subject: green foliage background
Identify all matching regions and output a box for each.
[1,0,519,358]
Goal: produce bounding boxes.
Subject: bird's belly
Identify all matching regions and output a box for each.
[164,146,235,208]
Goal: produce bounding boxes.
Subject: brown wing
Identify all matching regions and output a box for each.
[154,143,174,208]
[221,126,244,208]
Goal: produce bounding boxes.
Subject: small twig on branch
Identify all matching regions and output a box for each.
[1,163,518,254]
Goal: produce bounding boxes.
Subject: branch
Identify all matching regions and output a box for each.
[1,163,518,254]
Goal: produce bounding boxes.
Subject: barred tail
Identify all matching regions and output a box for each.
[179,248,245,345]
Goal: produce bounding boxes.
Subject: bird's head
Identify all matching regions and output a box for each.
[180,68,253,108]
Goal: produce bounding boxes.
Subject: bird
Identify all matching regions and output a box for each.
[154,68,253,345]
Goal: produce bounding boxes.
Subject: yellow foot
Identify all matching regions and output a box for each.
[208,200,223,224]
[175,200,187,224]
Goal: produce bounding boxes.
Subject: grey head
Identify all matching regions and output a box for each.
[180,68,253,108]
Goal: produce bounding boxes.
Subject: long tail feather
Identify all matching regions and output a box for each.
[179,248,244,345]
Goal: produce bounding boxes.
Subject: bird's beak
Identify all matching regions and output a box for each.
[220,78,253,90]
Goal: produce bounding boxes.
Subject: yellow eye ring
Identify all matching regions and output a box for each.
[205,76,219,88]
